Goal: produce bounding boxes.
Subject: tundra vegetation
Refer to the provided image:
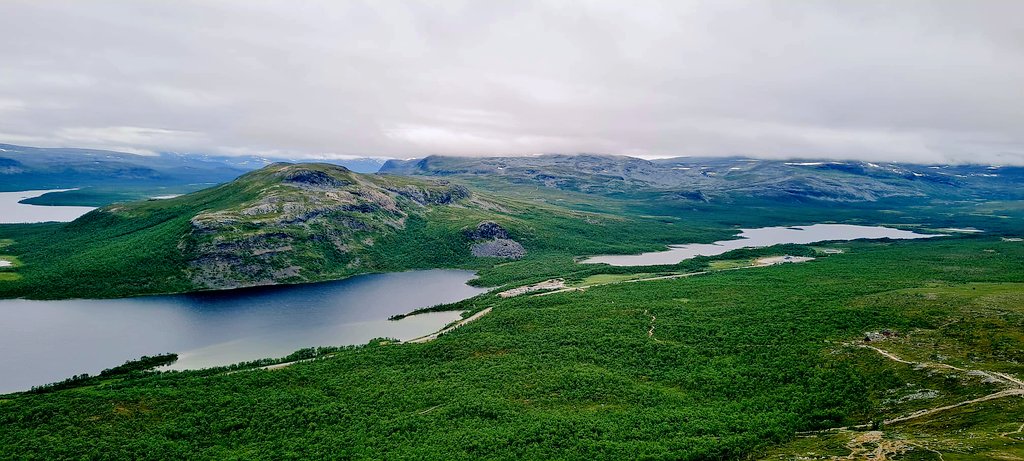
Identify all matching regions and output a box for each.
[0,157,1022,459]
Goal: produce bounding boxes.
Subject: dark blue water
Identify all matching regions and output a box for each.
[0,269,486,393]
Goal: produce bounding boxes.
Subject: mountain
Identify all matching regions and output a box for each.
[0,162,580,298]
[0,143,388,191]
[380,154,1024,202]
[175,163,487,290]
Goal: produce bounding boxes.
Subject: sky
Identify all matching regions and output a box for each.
[1,0,1023,164]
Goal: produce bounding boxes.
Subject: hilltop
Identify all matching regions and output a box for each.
[0,163,543,297]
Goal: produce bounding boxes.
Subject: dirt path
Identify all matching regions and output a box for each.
[803,344,1024,433]
[406,307,493,343]
[858,344,1022,388]
[842,431,909,461]
[884,388,1024,425]
[1000,422,1024,439]
[527,255,815,298]
[498,279,565,298]
[644,309,656,338]
[799,343,1024,435]
[227,355,330,373]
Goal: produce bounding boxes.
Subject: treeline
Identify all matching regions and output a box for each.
[26,353,178,394]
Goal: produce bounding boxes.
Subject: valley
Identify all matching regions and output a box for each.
[4,3,1022,458]
[0,153,1021,460]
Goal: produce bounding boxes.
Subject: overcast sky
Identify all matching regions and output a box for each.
[1,1,1023,164]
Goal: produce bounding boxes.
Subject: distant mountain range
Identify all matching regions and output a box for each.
[381,154,1024,202]
[4,142,1020,204]
[0,143,388,191]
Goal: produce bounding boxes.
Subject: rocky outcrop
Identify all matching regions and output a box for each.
[181,163,475,290]
[280,167,352,189]
[464,221,511,240]
[464,221,525,259]
[471,239,526,259]
[384,181,470,205]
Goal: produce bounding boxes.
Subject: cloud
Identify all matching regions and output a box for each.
[0,0,1022,164]
[53,126,208,155]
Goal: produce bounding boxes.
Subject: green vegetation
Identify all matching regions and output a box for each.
[2,159,1024,459]
[1,238,1021,459]
[27,354,179,394]
[99,354,180,378]
[0,163,724,299]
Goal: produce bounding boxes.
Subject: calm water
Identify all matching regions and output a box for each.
[0,189,95,223]
[584,224,941,266]
[0,269,486,393]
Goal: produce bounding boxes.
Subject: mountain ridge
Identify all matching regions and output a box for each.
[381,154,1024,202]
[0,143,388,192]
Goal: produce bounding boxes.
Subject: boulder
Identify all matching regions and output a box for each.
[471,239,526,259]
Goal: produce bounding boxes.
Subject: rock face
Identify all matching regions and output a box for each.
[464,221,511,240]
[464,221,525,259]
[282,168,352,189]
[471,239,526,259]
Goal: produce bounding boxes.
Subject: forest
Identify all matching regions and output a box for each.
[1,237,1022,459]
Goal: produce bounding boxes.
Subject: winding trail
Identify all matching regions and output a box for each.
[1000,422,1024,439]
[802,343,1024,433]
[859,344,1024,426]
[884,389,1024,425]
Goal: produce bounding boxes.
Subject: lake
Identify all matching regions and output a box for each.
[0,189,95,223]
[0,269,486,393]
[583,224,941,266]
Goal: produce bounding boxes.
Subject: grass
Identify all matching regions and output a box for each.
[708,259,754,270]
[573,273,659,286]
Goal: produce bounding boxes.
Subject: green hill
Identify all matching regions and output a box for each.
[0,162,704,299]
[0,163,504,297]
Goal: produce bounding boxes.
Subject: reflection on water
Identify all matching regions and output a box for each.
[583,224,941,266]
[0,269,485,393]
[0,189,95,223]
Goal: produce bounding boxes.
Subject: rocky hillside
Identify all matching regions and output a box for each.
[169,164,469,288]
[59,162,529,293]
[380,154,1024,202]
